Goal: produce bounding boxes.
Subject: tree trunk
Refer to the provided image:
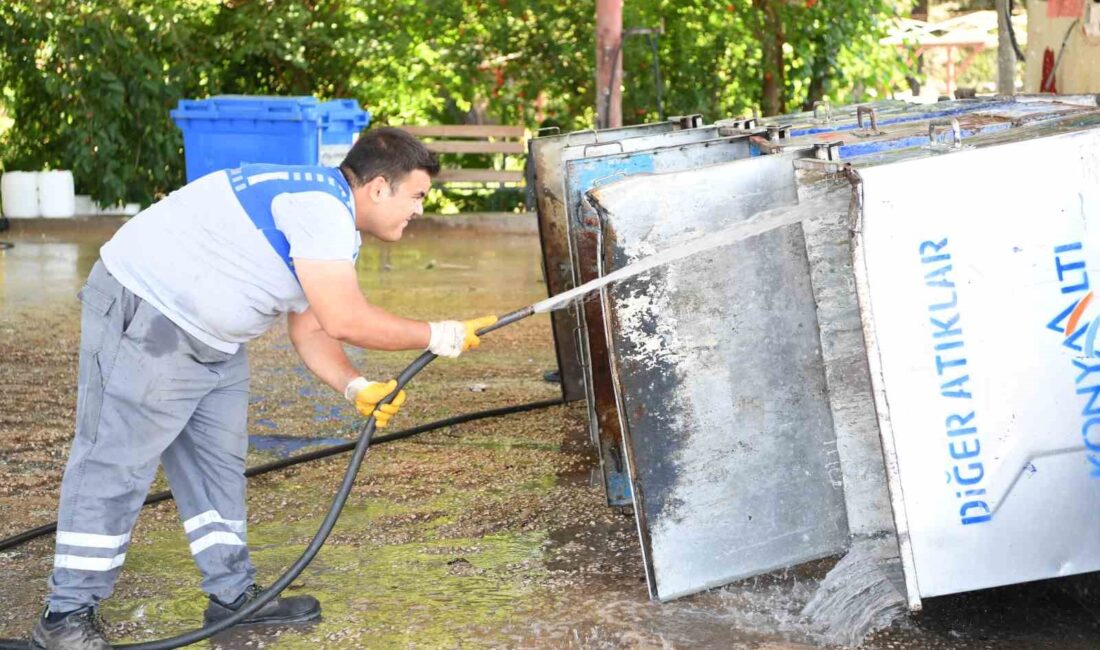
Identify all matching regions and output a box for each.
[596,0,623,129]
[755,0,786,116]
[912,0,929,21]
[996,0,1015,95]
[802,37,830,112]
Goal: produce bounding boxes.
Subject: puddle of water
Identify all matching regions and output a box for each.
[0,224,111,310]
[248,434,351,459]
[0,221,547,319]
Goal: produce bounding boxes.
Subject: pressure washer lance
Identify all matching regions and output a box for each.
[0,194,838,649]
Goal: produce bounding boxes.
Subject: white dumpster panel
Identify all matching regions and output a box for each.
[855,127,1100,599]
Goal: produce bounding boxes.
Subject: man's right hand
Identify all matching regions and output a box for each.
[427,315,498,358]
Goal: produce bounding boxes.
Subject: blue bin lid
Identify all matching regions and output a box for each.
[171,95,321,123]
[318,99,370,128]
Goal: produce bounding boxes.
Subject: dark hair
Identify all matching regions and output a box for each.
[340,126,440,188]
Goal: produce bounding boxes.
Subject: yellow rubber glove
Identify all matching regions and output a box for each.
[461,315,499,352]
[345,378,407,428]
[427,314,498,358]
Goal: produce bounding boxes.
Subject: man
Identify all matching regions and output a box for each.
[31,127,494,649]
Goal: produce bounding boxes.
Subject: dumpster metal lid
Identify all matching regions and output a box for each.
[588,153,848,601]
[835,108,1100,169]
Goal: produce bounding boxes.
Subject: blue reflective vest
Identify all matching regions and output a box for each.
[226,163,357,279]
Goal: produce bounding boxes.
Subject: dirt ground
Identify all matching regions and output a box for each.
[1,218,1098,649]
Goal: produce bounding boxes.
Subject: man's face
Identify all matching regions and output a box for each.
[355,169,432,241]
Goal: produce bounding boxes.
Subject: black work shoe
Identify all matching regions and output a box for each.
[203,584,321,627]
[31,607,111,650]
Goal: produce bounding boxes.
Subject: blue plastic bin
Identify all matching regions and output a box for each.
[171,95,322,182]
[318,99,371,145]
[317,99,371,166]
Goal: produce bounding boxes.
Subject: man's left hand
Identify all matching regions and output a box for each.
[345,377,407,427]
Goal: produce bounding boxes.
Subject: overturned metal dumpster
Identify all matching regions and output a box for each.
[527,99,1004,405]
[581,100,1100,613]
[827,111,1100,608]
[560,99,1077,513]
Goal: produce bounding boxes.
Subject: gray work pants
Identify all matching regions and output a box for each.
[47,261,255,613]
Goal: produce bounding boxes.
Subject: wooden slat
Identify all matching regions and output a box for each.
[399,124,526,138]
[423,141,526,154]
[435,169,525,183]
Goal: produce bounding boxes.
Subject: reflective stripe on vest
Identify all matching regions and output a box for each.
[226,164,357,279]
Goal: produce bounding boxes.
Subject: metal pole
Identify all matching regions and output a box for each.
[996,0,1015,95]
[596,0,623,129]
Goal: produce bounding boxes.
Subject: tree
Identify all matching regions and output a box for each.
[0,0,913,206]
[0,0,213,205]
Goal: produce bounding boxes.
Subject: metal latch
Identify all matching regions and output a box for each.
[715,116,758,131]
[766,124,792,142]
[671,114,704,129]
[856,105,881,136]
[812,140,842,161]
[928,117,963,150]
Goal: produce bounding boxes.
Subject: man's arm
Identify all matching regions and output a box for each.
[294,258,431,351]
[286,307,361,393]
[288,308,408,427]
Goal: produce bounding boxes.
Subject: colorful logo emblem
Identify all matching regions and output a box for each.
[1048,290,1100,356]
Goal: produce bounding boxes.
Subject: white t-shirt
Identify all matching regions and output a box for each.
[100,170,361,353]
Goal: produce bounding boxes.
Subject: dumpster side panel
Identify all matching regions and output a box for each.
[531,135,595,403]
[855,128,1100,599]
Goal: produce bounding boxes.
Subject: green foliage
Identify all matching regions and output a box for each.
[0,0,211,205]
[622,0,913,120]
[0,0,912,208]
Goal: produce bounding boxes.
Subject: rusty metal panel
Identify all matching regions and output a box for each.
[588,153,848,601]
[529,122,679,402]
[561,134,755,506]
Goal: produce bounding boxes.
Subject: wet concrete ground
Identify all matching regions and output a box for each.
[1,218,1099,649]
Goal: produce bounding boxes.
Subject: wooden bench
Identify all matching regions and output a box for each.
[397,125,527,186]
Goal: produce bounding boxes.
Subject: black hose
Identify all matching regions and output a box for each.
[0,310,547,649]
[0,397,563,553]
